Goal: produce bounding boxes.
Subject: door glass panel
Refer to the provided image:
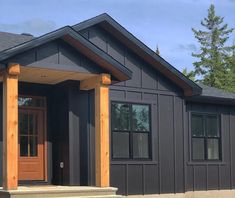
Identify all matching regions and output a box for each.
[20,136,28,156]
[19,112,39,157]
[30,136,38,157]
[29,114,34,135]
[19,113,28,135]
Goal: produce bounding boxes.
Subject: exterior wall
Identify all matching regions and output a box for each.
[185,102,235,191]
[79,25,185,195]
[78,25,235,196]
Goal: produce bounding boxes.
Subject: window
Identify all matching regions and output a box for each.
[191,113,221,161]
[111,102,151,159]
[18,96,45,108]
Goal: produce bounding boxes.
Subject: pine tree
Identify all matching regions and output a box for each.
[192,4,234,89]
[182,68,196,81]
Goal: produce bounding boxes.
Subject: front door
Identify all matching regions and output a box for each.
[18,108,45,180]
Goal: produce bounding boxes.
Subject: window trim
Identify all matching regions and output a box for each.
[190,112,222,162]
[111,101,152,161]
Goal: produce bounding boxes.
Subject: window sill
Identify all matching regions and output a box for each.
[187,161,226,166]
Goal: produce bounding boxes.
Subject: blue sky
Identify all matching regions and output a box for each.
[0,0,234,71]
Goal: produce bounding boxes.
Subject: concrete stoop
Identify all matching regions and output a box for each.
[0,186,121,198]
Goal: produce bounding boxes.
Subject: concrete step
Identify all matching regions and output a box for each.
[0,186,121,198]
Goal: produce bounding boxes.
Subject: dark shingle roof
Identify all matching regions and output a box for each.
[0,32,33,52]
[198,83,235,99]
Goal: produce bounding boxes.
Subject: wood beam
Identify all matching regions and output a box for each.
[80,73,111,187]
[80,74,111,90]
[2,63,20,190]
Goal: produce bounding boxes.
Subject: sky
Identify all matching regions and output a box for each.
[0,0,234,72]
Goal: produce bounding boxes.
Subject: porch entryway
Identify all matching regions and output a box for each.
[1,63,111,190]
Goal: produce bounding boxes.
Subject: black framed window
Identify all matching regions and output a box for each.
[111,102,151,159]
[191,113,221,161]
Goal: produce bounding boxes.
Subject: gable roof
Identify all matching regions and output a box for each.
[73,13,202,96]
[0,26,132,82]
[0,32,33,51]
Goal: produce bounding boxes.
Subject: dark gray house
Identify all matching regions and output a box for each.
[0,14,235,198]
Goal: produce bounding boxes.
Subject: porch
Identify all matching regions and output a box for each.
[0,185,120,198]
[0,63,112,190]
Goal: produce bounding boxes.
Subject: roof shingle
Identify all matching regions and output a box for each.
[0,32,33,52]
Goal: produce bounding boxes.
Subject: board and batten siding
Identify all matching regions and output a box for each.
[79,24,235,195]
[79,25,185,195]
[185,103,235,191]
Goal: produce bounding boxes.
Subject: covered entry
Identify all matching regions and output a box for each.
[0,26,131,190]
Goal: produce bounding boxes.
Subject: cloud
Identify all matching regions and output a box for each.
[176,44,198,52]
[0,19,57,36]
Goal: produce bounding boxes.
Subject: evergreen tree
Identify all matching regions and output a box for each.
[192,4,234,89]
[182,68,196,81]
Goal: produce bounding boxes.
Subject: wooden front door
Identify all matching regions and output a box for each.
[18,109,45,181]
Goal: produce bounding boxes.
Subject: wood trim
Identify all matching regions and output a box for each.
[80,74,111,90]
[2,63,20,190]
[80,73,111,187]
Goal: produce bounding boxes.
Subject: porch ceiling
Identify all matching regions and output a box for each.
[0,66,97,84]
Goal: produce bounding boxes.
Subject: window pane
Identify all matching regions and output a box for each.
[207,139,219,160]
[132,105,150,131]
[112,132,129,158]
[112,103,130,131]
[192,138,205,160]
[18,97,34,107]
[18,97,45,107]
[30,136,38,157]
[20,136,28,156]
[206,116,219,137]
[133,133,149,158]
[192,115,204,137]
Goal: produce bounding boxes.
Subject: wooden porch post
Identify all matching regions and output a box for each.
[2,63,20,190]
[80,74,111,187]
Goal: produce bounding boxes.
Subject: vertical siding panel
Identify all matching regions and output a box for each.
[194,165,207,190]
[0,87,2,186]
[157,93,161,193]
[159,95,174,193]
[128,165,143,195]
[175,97,184,193]
[220,109,231,189]
[231,109,235,188]
[110,165,126,195]
[207,165,219,190]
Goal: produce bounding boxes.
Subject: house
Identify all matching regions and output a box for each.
[0,13,235,198]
